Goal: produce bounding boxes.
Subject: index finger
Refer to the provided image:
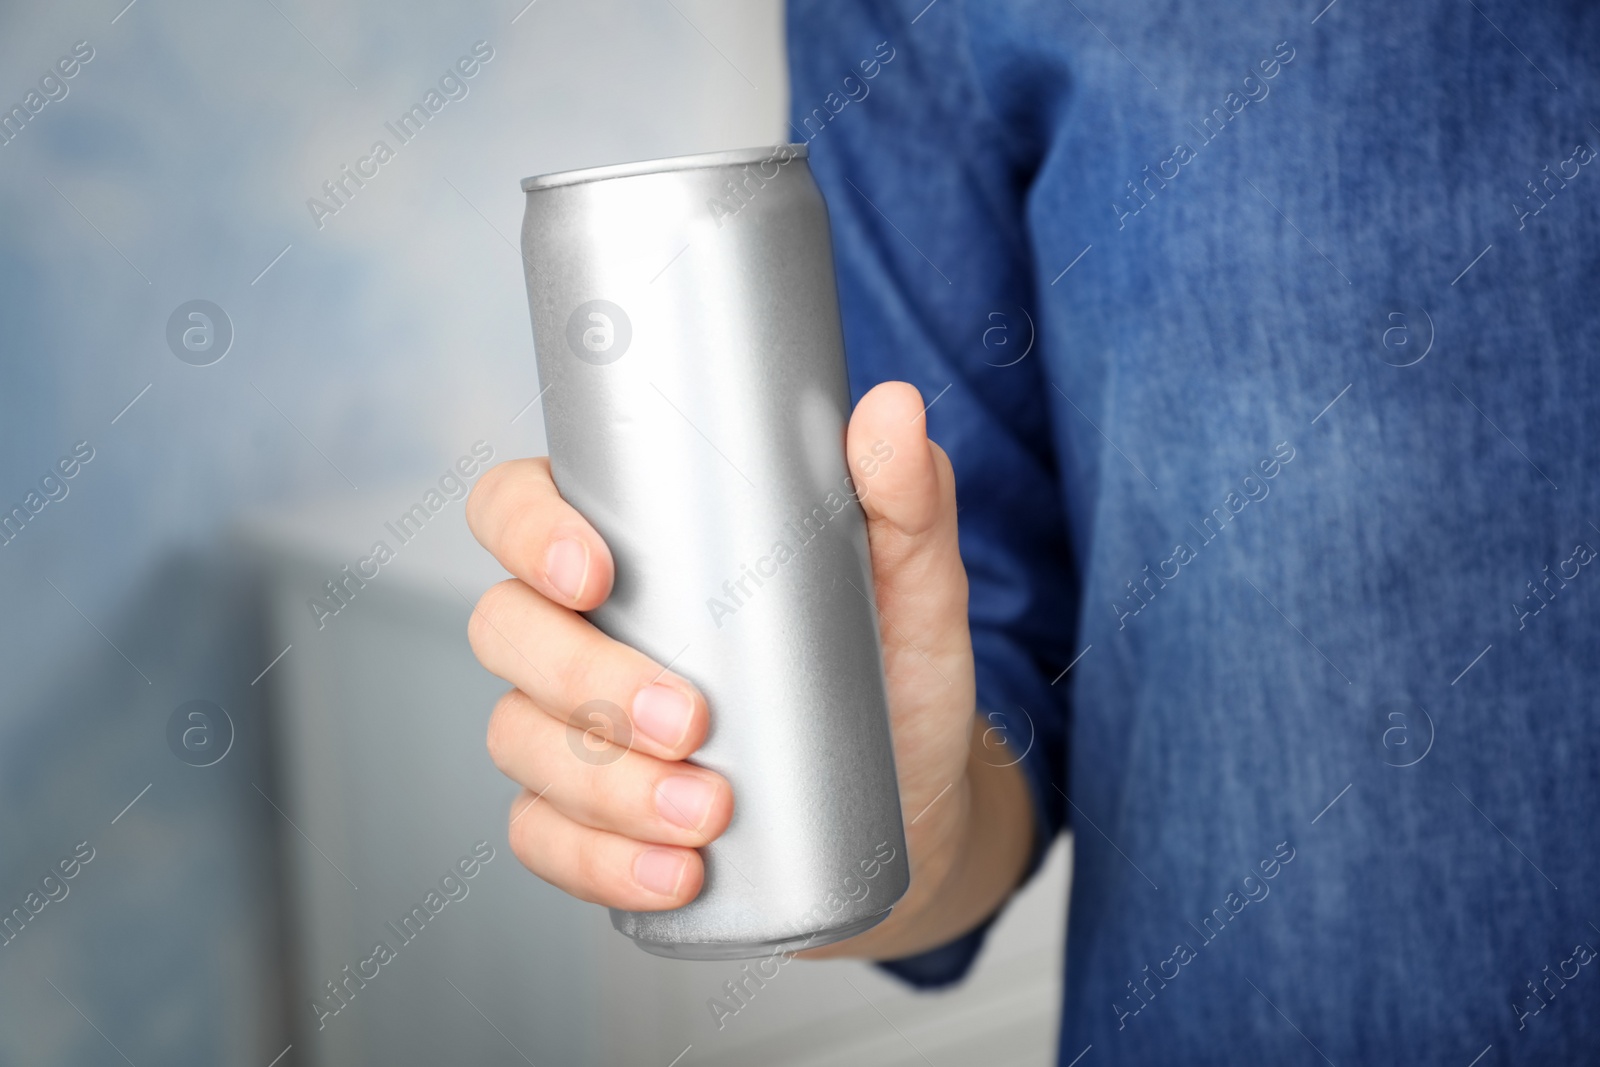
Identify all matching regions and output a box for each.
[467,457,615,611]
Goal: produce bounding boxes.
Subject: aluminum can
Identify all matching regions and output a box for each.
[519,145,909,959]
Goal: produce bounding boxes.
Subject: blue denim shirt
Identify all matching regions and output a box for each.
[789,1,1600,1062]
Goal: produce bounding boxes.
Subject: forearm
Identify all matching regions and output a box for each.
[802,724,1036,961]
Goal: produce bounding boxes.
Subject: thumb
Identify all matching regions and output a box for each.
[846,382,970,672]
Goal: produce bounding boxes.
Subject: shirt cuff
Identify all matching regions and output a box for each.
[873,693,1059,989]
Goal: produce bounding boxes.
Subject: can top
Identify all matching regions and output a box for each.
[520,144,808,192]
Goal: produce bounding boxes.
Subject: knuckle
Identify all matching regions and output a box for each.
[464,461,504,530]
[572,759,633,825]
[485,690,524,769]
[568,637,645,713]
[562,645,611,712]
[468,580,521,652]
[506,808,540,873]
[468,459,555,551]
[470,460,530,539]
[572,831,612,901]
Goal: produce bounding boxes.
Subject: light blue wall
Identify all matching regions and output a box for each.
[0,1,784,1061]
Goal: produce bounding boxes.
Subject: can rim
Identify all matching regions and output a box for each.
[520,144,808,192]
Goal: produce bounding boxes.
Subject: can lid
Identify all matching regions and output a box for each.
[520,144,808,192]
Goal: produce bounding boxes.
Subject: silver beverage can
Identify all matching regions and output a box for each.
[518,145,909,959]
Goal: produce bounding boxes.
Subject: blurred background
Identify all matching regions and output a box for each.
[0,1,1067,1063]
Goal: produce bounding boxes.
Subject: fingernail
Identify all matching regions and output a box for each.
[634,848,689,896]
[632,684,696,749]
[655,775,719,832]
[545,538,588,603]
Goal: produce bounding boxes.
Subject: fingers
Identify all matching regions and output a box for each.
[848,381,952,538]
[846,382,969,648]
[468,456,721,913]
[468,579,709,761]
[466,457,614,611]
[844,382,976,811]
[507,789,704,911]
[487,689,732,847]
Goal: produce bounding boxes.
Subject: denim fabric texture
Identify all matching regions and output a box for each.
[789,1,1600,1063]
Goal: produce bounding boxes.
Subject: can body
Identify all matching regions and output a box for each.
[518,145,909,959]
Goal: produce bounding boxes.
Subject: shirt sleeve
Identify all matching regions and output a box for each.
[787,0,1079,987]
